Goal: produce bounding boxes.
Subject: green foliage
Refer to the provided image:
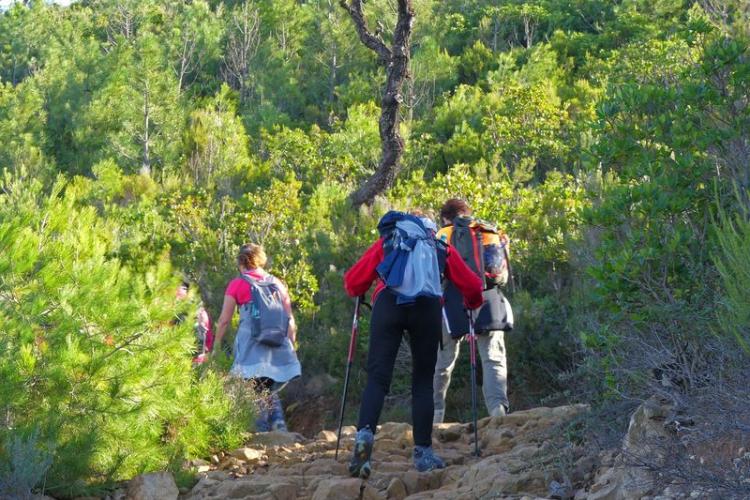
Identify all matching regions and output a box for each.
[0,176,249,496]
[714,203,750,352]
[79,34,185,176]
[0,81,49,179]
[185,85,252,194]
[1,0,749,489]
[0,430,54,499]
[573,19,750,398]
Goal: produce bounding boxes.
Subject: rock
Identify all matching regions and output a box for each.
[375,438,406,453]
[268,482,300,500]
[126,472,178,500]
[377,422,413,442]
[230,447,263,462]
[184,476,302,500]
[434,423,466,443]
[218,456,241,470]
[340,425,357,437]
[587,397,678,500]
[574,489,588,500]
[205,470,229,481]
[120,404,599,500]
[386,477,408,499]
[375,460,410,473]
[401,470,434,495]
[249,430,306,447]
[311,478,382,500]
[303,458,348,476]
[103,488,126,500]
[316,429,337,442]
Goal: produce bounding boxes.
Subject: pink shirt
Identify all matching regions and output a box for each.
[225,269,292,311]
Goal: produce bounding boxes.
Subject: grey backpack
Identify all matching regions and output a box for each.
[239,274,290,347]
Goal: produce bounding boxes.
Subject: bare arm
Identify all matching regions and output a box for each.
[288,314,297,346]
[213,294,237,354]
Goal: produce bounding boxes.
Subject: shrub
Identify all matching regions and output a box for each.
[0,176,249,496]
[0,430,54,499]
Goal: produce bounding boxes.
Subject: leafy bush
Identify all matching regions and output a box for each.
[714,204,750,353]
[0,176,249,496]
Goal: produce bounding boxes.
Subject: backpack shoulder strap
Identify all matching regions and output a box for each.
[450,216,484,277]
[435,238,448,278]
[238,273,257,286]
[238,273,275,304]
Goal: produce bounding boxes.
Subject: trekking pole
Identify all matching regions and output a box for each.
[466,309,481,457]
[440,305,451,351]
[335,295,362,460]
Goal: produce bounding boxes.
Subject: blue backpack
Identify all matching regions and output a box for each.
[375,211,444,305]
[238,274,290,347]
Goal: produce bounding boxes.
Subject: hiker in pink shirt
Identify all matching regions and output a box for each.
[214,243,301,432]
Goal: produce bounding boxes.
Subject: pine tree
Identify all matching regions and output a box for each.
[0,175,249,497]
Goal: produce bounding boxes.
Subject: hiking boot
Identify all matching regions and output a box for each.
[433,409,445,424]
[269,393,288,432]
[348,427,374,479]
[489,405,507,417]
[413,445,445,472]
[254,407,271,433]
[271,420,288,432]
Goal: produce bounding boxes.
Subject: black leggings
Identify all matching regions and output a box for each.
[357,290,442,447]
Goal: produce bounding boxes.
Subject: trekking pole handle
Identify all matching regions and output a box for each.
[465,308,475,336]
[347,296,361,363]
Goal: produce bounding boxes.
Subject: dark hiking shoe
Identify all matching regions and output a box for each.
[269,394,288,431]
[254,406,271,432]
[414,445,445,472]
[348,427,374,479]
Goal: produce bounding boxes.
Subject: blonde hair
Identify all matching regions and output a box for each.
[237,243,267,269]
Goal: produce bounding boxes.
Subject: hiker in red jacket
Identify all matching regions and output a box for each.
[343,211,483,478]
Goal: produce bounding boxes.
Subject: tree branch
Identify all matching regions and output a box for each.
[342,0,414,207]
[339,0,392,63]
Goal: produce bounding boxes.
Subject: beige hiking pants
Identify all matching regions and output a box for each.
[433,329,508,423]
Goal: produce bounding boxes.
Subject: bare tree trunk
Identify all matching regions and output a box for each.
[176,32,198,94]
[222,2,261,106]
[329,52,338,105]
[326,0,340,107]
[523,15,535,49]
[141,83,151,176]
[492,17,500,52]
[340,0,414,208]
[108,3,138,46]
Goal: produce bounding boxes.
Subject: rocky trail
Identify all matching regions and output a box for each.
[173,405,591,500]
[82,397,741,500]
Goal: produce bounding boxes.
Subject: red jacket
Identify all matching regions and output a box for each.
[344,238,484,309]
